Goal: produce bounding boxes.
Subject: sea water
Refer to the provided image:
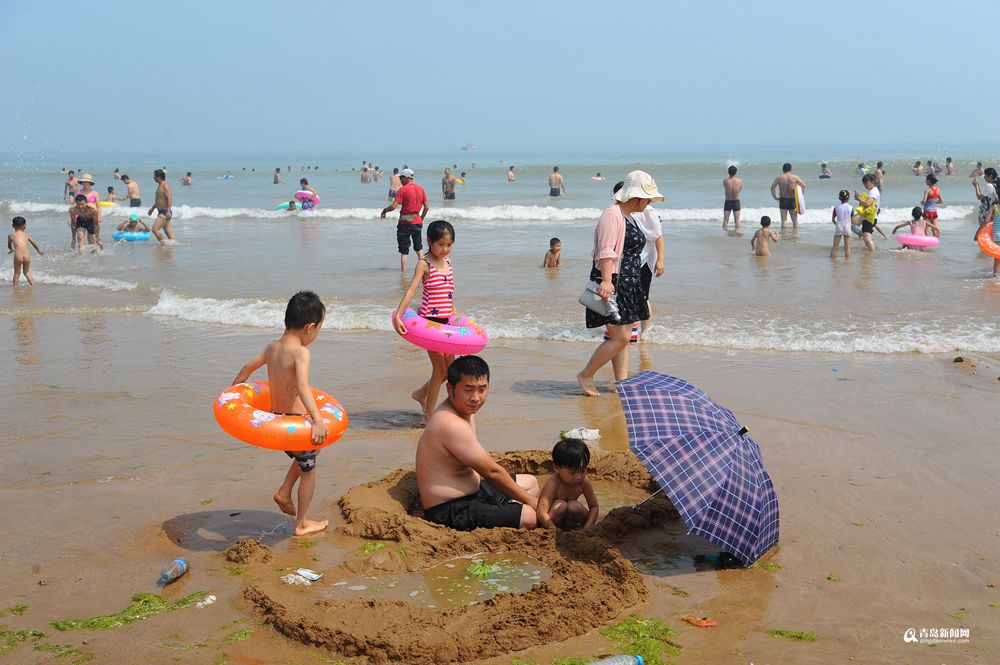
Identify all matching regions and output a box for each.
[2,149,999,356]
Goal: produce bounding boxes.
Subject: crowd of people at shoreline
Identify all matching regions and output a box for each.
[9,157,1000,538]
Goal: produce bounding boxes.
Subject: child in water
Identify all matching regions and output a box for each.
[542,237,561,267]
[921,174,943,237]
[751,216,779,256]
[536,438,599,529]
[116,213,150,233]
[393,220,457,424]
[892,206,940,248]
[8,216,43,286]
[831,190,853,259]
[230,291,330,536]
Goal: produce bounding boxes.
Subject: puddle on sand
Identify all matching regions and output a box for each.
[590,479,653,514]
[323,554,551,609]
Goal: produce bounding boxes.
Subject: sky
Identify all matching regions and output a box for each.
[1,0,998,156]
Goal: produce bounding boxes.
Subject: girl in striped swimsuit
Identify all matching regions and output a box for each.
[393,220,457,424]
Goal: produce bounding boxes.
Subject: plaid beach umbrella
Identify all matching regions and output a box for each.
[615,371,779,565]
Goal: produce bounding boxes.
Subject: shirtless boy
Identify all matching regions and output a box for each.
[770,163,806,228]
[416,356,539,531]
[230,291,330,536]
[535,438,599,529]
[8,217,43,287]
[147,169,175,243]
[723,165,743,230]
[751,216,779,256]
[542,237,561,267]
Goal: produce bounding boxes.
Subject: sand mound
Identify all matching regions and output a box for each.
[226,537,274,565]
[240,450,678,664]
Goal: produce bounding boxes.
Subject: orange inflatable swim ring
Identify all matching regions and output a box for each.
[213,380,348,451]
[978,222,1000,259]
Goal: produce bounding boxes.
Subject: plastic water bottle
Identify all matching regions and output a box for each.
[158,558,188,586]
[586,657,643,665]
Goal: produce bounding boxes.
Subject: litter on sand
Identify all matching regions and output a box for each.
[561,427,600,440]
[280,573,312,586]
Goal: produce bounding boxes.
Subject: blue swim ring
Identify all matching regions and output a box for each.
[112,231,152,241]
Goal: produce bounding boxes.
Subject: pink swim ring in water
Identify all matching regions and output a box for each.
[896,234,939,249]
[294,190,320,208]
[391,308,488,355]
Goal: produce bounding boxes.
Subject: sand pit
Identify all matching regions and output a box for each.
[234,450,678,664]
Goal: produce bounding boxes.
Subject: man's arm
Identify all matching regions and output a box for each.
[164,186,173,219]
[770,178,779,200]
[421,196,430,221]
[381,200,399,217]
[443,423,538,508]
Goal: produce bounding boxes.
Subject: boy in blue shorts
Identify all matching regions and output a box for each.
[231,291,330,536]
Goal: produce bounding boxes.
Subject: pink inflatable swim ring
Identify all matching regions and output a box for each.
[294,190,320,209]
[392,308,488,355]
[896,234,939,249]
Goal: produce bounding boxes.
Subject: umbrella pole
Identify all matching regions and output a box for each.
[631,487,664,509]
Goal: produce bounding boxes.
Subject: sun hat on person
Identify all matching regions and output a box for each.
[78,173,95,184]
[400,168,415,179]
[613,170,664,203]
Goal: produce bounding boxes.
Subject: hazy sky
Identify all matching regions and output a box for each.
[1,0,997,155]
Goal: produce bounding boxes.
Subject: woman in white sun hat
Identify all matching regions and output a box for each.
[577,170,664,396]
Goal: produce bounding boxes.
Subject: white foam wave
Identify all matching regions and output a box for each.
[147,291,395,331]
[32,271,140,292]
[143,292,999,354]
[3,200,977,226]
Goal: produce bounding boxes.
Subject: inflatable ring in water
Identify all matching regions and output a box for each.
[274,201,302,211]
[896,234,939,249]
[978,222,1000,259]
[213,380,349,451]
[294,190,320,209]
[112,231,151,241]
[100,201,118,208]
[392,307,488,355]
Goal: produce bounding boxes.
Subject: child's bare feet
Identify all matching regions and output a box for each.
[294,519,329,536]
[577,372,599,397]
[273,492,296,516]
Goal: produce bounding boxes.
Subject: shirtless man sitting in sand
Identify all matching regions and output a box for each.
[416,355,539,531]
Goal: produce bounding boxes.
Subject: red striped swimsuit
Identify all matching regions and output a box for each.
[418,258,454,319]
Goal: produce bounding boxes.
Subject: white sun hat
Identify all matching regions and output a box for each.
[613,170,664,203]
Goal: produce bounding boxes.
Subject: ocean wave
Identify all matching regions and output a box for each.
[4,200,976,226]
[142,292,1000,354]
[32,271,141,292]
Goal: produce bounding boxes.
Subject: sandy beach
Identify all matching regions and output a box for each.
[2,306,998,663]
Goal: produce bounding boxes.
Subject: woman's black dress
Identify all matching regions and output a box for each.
[585,216,650,328]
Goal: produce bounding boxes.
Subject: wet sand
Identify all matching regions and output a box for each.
[2,310,999,663]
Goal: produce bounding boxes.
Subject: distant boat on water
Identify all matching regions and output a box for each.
[461,143,478,151]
